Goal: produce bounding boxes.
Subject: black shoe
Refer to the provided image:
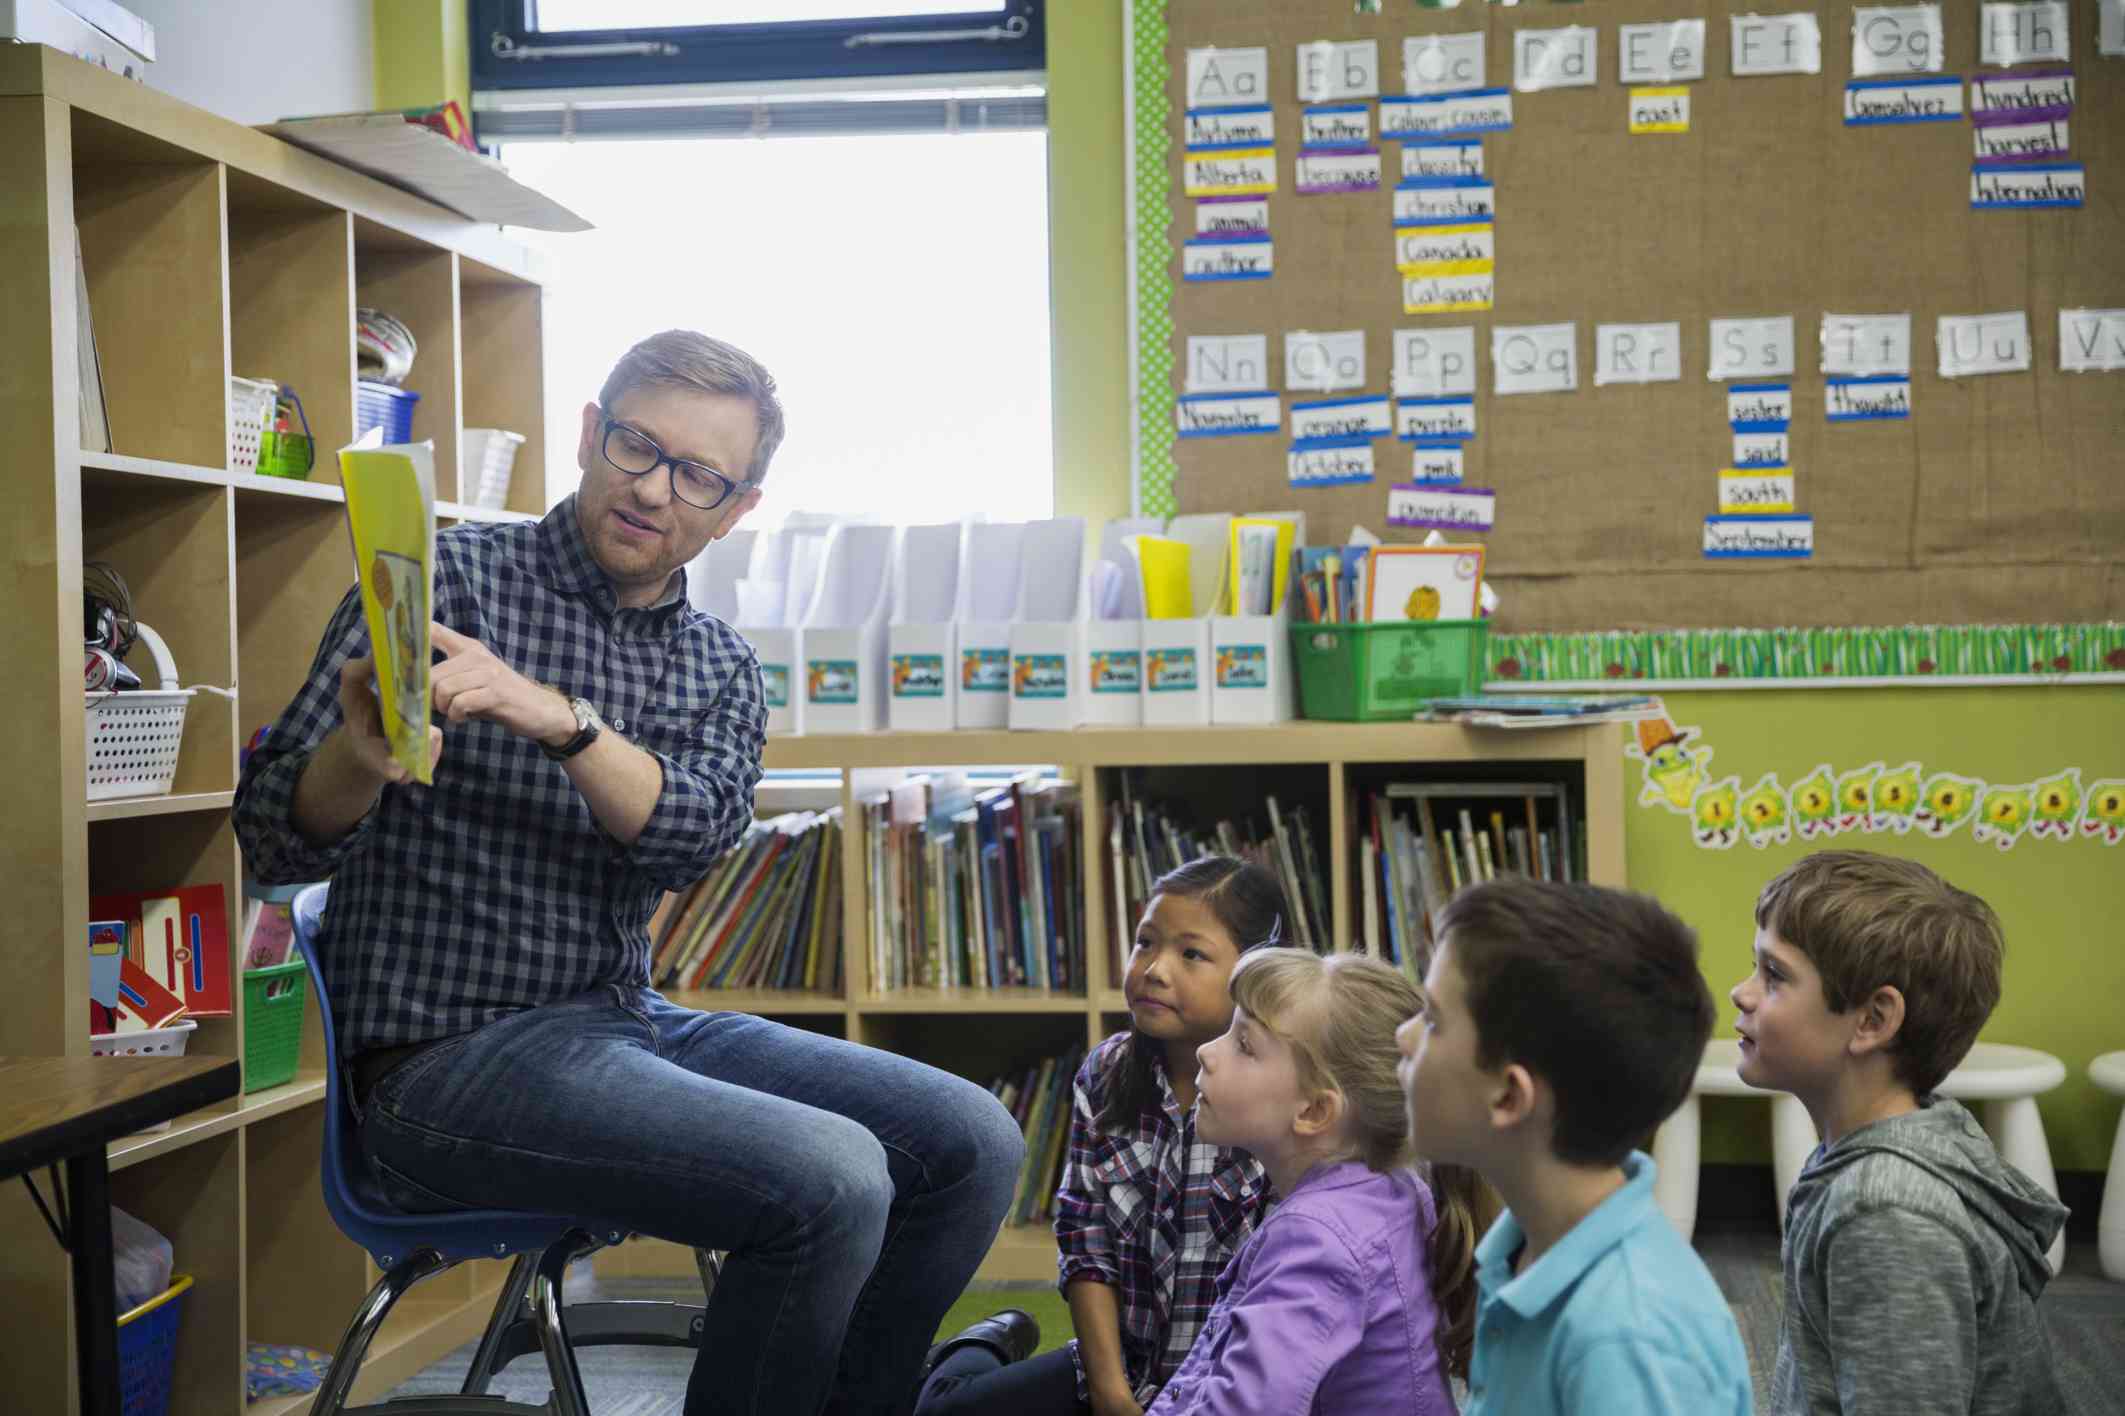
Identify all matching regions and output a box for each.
[923,1308,1040,1376]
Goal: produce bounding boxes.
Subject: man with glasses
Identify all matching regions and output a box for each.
[236,330,1023,1416]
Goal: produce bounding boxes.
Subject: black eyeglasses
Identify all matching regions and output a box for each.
[598,411,752,511]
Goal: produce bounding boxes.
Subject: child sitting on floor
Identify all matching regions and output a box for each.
[1145,948,1488,1415]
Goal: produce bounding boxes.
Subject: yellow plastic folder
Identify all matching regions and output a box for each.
[1127,534,1195,619]
[339,443,437,784]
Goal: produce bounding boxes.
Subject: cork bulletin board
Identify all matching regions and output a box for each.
[1127,0,2125,632]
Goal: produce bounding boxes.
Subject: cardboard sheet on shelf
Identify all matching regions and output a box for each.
[262,113,593,231]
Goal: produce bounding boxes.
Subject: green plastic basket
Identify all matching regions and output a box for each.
[241,961,307,1094]
[1291,620,1489,721]
[254,388,314,480]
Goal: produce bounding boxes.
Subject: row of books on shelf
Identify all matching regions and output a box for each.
[991,1044,1084,1226]
[864,771,1086,993]
[1104,781,1331,974]
[649,811,844,992]
[1360,782,1586,977]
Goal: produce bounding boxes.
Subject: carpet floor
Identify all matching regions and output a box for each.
[383,1232,2125,1413]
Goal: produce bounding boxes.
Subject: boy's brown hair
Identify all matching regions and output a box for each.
[1435,879,1712,1168]
[1755,851,2003,1095]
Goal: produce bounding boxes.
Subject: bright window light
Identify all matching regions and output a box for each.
[533,1,1004,30]
[504,132,1054,529]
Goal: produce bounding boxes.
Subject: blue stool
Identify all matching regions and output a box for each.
[291,884,718,1416]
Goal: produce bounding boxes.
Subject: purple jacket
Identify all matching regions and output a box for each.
[1146,1160,1457,1416]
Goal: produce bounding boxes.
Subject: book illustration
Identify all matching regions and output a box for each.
[339,442,437,785]
[372,550,427,744]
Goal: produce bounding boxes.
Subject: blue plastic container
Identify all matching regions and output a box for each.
[119,1275,191,1416]
[355,379,420,444]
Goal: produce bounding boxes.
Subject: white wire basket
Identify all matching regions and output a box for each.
[465,427,526,511]
[228,376,278,476]
[91,1019,198,1058]
[86,622,195,801]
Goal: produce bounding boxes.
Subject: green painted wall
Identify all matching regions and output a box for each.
[372,0,470,117]
[1626,685,2125,1171]
[1045,0,1131,525]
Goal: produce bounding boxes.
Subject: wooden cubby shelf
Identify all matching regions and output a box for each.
[4,45,554,1416]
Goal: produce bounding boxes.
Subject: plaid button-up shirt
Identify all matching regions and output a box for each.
[234,496,765,1054]
[1054,1032,1271,1405]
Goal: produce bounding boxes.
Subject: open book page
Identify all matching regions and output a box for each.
[338,442,437,784]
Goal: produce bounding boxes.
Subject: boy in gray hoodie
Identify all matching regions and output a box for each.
[1729,851,2067,1416]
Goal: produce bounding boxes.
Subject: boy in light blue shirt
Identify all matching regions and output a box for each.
[1397,879,1751,1415]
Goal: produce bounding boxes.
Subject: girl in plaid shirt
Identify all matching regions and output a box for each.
[916,857,1285,1416]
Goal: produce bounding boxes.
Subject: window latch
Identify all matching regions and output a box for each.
[491,32,682,62]
[845,14,1030,48]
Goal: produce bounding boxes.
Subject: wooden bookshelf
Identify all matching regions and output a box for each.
[602,720,1627,1284]
[1,46,552,1415]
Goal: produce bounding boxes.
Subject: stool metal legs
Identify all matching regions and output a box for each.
[463,1254,541,1397]
[313,1249,457,1416]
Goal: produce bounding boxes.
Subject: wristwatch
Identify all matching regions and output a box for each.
[540,696,605,761]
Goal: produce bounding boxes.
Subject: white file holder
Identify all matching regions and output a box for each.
[1141,617,1213,726]
[887,520,966,732]
[741,624,801,735]
[954,520,1028,729]
[1083,616,1143,727]
[799,523,896,734]
[1210,610,1296,724]
[685,528,755,625]
[1009,517,1089,732]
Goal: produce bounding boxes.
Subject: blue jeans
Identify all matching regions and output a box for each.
[357,984,1025,1416]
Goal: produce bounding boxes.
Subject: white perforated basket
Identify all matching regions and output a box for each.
[228,376,278,475]
[85,623,195,801]
[465,427,526,511]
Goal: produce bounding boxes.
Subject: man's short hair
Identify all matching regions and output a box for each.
[599,330,786,485]
[1755,851,2003,1096]
[1437,879,1712,1168]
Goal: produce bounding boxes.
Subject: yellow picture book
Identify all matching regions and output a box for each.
[338,441,436,785]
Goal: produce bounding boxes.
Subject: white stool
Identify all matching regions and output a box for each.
[1653,1038,1816,1240]
[1936,1042,2068,1275]
[2089,1051,2125,1282]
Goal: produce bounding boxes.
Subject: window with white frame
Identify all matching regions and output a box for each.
[479,1,1054,528]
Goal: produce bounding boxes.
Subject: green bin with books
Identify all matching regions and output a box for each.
[1290,620,1488,722]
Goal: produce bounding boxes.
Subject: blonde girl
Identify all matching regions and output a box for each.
[1148,949,1491,1415]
